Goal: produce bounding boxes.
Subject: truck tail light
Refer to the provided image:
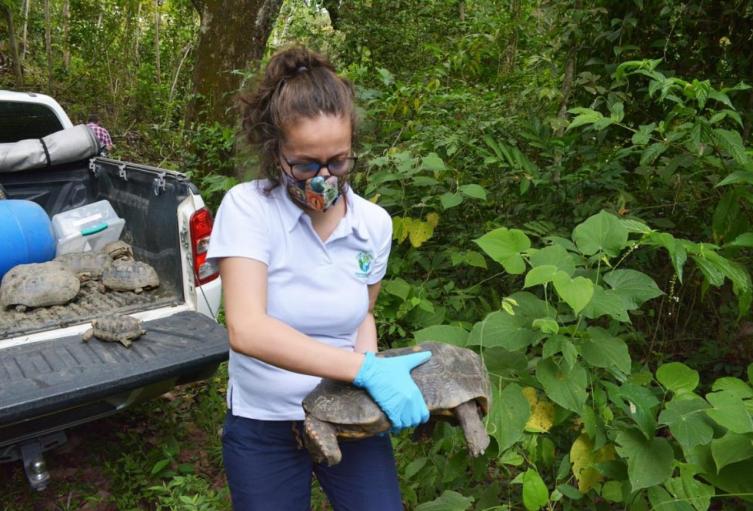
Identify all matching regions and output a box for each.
[189,207,219,285]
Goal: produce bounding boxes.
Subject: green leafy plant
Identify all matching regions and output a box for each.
[408,210,753,509]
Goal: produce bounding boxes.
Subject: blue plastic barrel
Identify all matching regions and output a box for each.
[0,199,56,281]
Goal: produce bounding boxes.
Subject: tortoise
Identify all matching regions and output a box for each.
[103,240,134,261]
[302,342,492,466]
[101,260,159,293]
[0,261,80,311]
[81,314,146,348]
[54,251,112,281]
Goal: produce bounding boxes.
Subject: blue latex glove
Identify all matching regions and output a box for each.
[353,351,432,432]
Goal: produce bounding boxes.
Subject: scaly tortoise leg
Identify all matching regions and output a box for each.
[454,400,490,457]
[303,416,342,466]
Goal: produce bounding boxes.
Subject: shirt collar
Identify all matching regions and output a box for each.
[274,183,370,240]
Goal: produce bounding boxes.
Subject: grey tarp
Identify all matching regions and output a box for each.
[0,124,99,173]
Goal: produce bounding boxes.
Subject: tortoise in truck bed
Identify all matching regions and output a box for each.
[0,261,80,311]
[302,342,492,466]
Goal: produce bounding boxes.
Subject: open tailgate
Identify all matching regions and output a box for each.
[0,311,228,443]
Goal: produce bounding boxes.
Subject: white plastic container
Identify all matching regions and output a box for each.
[52,200,125,255]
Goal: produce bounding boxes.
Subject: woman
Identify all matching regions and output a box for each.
[206,46,431,510]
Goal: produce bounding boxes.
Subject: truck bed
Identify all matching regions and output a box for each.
[0,284,180,339]
[0,310,228,447]
[0,158,193,338]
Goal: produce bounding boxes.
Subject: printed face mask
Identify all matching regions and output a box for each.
[283,173,342,212]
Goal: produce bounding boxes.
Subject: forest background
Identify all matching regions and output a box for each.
[2,0,753,510]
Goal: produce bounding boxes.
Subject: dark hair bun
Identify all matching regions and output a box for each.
[266,46,335,84]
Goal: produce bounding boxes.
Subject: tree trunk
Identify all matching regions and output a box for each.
[44,0,52,92]
[188,0,284,126]
[2,4,24,87]
[62,0,70,69]
[504,0,521,73]
[154,0,161,85]
[323,0,340,29]
[21,0,30,62]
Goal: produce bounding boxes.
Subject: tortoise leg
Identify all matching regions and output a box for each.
[454,401,490,457]
[303,416,341,466]
[118,337,133,348]
[412,417,438,443]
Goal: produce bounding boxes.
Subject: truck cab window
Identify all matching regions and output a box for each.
[0,101,64,143]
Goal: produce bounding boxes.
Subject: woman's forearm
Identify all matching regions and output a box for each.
[354,312,378,353]
[227,314,365,382]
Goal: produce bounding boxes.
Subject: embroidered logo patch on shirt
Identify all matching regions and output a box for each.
[355,250,374,279]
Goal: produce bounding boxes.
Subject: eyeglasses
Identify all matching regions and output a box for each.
[281,153,358,180]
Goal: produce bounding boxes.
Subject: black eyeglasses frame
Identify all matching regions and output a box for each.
[280,153,358,180]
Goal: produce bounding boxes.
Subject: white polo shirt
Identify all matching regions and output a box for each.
[207,179,392,420]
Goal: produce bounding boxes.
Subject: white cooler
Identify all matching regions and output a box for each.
[52,200,125,256]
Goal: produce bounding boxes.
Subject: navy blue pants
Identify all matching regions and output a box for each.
[222,412,403,510]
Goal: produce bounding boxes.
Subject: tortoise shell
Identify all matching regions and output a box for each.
[303,342,491,428]
[82,314,146,347]
[102,260,159,293]
[54,251,112,280]
[0,261,80,310]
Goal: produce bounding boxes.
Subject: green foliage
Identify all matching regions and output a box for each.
[397,210,753,508]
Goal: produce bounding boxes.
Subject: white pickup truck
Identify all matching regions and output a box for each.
[0,90,228,490]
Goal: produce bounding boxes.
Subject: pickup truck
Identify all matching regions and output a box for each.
[0,90,229,490]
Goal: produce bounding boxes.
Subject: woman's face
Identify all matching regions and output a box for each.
[280,114,352,175]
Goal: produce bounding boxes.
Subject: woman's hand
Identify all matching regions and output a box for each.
[353,351,432,432]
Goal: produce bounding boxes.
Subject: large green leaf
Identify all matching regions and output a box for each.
[524,265,559,288]
[689,445,753,503]
[658,397,714,452]
[579,327,631,374]
[717,170,753,187]
[607,382,660,439]
[536,359,587,413]
[510,291,554,319]
[522,469,549,511]
[725,232,753,249]
[712,128,748,165]
[474,228,531,275]
[572,210,629,257]
[382,278,412,300]
[581,285,632,322]
[467,310,543,351]
[489,383,530,451]
[528,244,577,276]
[705,391,753,434]
[710,431,753,472]
[603,269,663,308]
[657,362,700,395]
[667,467,715,511]
[460,183,487,200]
[439,192,463,209]
[421,152,447,172]
[543,335,578,369]
[413,325,468,346]
[647,485,694,511]
[483,347,528,376]
[415,490,474,511]
[553,272,594,314]
[711,377,753,399]
[615,429,674,491]
[566,107,604,131]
